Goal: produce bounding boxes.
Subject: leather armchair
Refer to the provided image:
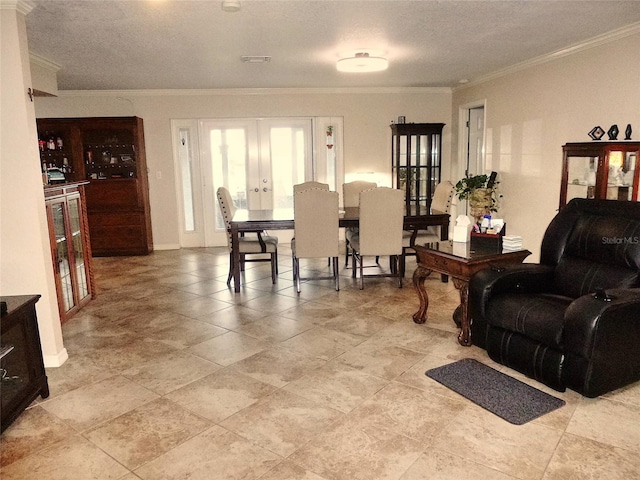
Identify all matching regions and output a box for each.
[469,198,640,397]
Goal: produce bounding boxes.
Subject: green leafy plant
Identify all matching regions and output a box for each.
[455,173,500,213]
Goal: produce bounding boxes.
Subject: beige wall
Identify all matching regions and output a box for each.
[1,5,67,366]
[35,89,453,248]
[452,31,640,261]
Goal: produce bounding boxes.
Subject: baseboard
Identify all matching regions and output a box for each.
[43,347,69,368]
[153,243,181,251]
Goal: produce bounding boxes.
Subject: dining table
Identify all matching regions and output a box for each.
[229,206,450,292]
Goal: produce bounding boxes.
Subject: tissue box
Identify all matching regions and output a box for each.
[453,225,471,242]
[452,215,474,243]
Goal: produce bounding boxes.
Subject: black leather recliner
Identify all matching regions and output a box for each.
[469,198,640,397]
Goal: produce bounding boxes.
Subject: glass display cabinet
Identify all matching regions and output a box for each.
[560,142,639,208]
[391,123,445,215]
[44,182,94,322]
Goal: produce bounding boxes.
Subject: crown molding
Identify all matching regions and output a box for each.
[55,86,452,97]
[454,22,640,91]
[0,0,34,15]
[29,52,61,72]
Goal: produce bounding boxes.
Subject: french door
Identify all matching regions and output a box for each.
[200,117,313,246]
[173,116,342,247]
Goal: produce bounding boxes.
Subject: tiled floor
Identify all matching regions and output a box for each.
[2,245,640,480]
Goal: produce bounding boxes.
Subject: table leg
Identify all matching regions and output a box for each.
[231,225,241,293]
[412,265,432,324]
[451,277,471,346]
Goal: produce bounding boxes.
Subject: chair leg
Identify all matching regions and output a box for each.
[333,257,340,291]
[292,252,297,282]
[345,240,350,267]
[395,255,403,288]
[352,252,357,279]
[294,257,301,293]
[359,255,365,290]
[271,253,276,284]
[275,251,279,274]
[227,252,234,286]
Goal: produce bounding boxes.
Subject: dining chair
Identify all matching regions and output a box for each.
[293,181,329,193]
[216,186,279,286]
[342,180,377,267]
[401,180,454,277]
[292,188,340,293]
[348,187,404,289]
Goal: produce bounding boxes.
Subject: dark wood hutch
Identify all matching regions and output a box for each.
[37,116,153,256]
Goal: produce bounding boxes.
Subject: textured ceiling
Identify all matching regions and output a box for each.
[25,0,640,91]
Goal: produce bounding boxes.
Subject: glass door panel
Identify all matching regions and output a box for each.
[565,156,598,202]
[260,119,312,209]
[606,150,636,201]
[211,127,250,208]
[50,201,75,312]
[68,196,90,302]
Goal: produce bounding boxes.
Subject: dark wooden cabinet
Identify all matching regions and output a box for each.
[1,295,49,433]
[560,142,639,208]
[391,123,445,215]
[44,182,95,322]
[37,117,153,256]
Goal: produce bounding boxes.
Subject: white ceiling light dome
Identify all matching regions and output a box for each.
[221,1,241,12]
[336,52,388,73]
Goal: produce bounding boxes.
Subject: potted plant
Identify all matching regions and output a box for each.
[455,173,500,222]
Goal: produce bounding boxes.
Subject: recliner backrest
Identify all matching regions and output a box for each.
[542,199,640,298]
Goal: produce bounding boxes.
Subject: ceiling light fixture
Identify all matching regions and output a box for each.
[241,56,271,64]
[221,1,241,12]
[336,52,388,73]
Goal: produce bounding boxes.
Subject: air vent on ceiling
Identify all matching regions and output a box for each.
[241,56,271,64]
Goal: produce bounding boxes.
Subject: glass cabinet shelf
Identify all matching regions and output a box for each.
[391,123,445,216]
[560,142,639,208]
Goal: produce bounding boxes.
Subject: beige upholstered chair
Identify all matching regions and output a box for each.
[292,188,340,293]
[348,187,404,289]
[401,180,454,276]
[293,181,329,193]
[216,186,279,286]
[342,180,377,266]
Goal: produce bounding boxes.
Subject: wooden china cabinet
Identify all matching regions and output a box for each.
[37,117,153,256]
[560,141,640,208]
[391,123,445,215]
[44,182,94,323]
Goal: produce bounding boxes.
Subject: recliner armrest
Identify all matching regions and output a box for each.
[469,264,555,318]
[563,288,640,358]
[562,288,640,397]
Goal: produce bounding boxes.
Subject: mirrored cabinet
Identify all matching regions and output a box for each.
[391,123,445,215]
[44,182,94,323]
[560,142,640,208]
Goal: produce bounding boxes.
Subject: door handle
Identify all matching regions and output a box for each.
[254,188,259,192]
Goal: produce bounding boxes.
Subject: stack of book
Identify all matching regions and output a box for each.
[502,235,523,251]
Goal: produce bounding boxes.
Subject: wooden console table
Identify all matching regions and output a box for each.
[412,242,531,346]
